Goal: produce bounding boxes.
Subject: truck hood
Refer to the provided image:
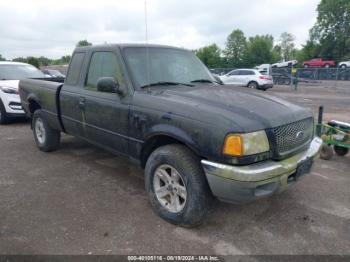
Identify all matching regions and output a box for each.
[140,85,313,132]
[0,80,19,90]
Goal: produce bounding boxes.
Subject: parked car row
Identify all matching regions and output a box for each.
[270,58,350,68]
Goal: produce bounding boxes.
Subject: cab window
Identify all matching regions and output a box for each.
[86,52,124,91]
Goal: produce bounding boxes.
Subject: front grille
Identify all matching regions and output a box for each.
[269,117,314,159]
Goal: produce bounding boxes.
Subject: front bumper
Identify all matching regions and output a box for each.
[201,137,322,203]
[0,93,25,115]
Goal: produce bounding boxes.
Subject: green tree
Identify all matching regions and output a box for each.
[76,40,92,47]
[38,56,51,67]
[244,35,274,67]
[223,29,247,67]
[52,55,71,65]
[296,40,320,63]
[279,32,295,61]
[12,57,27,63]
[311,0,350,61]
[272,45,283,63]
[0,54,5,61]
[26,57,40,68]
[195,44,222,68]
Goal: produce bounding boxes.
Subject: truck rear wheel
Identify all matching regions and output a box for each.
[32,110,61,152]
[145,144,211,227]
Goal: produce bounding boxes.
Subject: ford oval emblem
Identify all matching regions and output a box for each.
[296,131,304,140]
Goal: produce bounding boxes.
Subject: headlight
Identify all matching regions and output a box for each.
[223,131,270,156]
[0,86,18,94]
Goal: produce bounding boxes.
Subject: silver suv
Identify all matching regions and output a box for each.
[220,69,273,91]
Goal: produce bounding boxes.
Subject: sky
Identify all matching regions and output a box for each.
[0,0,320,60]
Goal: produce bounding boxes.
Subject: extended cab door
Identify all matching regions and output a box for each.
[79,50,130,154]
[60,52,86,137]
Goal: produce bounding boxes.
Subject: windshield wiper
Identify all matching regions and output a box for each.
[191,79,223,85]
[140,81,194,88]
[190,79,214,83]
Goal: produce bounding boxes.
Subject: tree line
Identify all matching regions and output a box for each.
[194,0,350,68]
[0,40,92,68]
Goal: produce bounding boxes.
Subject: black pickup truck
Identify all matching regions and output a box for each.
[19,44,322,226]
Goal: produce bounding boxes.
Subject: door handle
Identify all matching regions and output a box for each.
[78,96,86,110]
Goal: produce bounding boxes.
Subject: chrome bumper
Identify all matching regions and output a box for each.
[201,137,322,203]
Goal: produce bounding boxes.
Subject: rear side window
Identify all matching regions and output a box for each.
[66,53,85,85]
[239,70,255,75]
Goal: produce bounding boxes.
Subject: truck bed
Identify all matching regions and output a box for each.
[19,78,63,131]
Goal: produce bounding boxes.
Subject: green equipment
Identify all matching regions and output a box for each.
[317,106,350,160]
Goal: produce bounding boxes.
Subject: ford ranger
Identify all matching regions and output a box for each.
[19,44,322,226]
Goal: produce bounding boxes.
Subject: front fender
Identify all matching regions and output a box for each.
[145,123,200,154]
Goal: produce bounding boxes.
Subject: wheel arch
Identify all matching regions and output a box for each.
[27,95,42,115]
[140,130,202,168]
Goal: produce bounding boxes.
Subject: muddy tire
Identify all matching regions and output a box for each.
[320,144,333,160]
[334,145,349,156]
[32,110,61,152]
[145,144,212,227]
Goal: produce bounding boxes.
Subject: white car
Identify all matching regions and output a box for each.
[339,61,350,68]
[219,69,273,90]
[272,60,298,68]
[0,62,46,124]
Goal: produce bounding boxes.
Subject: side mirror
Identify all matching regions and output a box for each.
[97,77,122,94]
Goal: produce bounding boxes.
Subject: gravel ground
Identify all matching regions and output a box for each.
[0,83,349,255]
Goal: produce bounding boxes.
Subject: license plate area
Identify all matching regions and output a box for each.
[288,158,313,183]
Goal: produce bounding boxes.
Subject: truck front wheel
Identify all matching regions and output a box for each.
[145,144,211,227]
[32,110,61,152]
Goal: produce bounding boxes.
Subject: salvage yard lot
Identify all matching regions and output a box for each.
[0,83,349,255]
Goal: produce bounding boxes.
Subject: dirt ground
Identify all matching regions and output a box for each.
[0,82,349,255]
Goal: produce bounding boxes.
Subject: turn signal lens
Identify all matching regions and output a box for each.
[223,134,243,156]
[223,131,270,157]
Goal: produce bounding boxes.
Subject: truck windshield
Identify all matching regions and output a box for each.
[0,64,46,80]
[123,47,215,88]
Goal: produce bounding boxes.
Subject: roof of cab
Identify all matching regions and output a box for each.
[74,43,187,53]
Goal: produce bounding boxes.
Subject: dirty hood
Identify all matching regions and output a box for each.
[143,85,313,132]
